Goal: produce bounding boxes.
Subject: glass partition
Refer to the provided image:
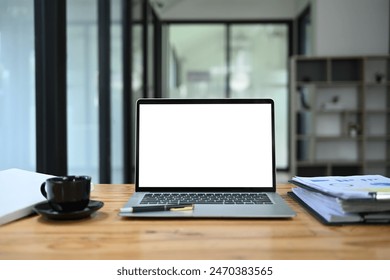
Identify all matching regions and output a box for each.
[230,24,289,169]
[166,23,289,169]
[168,25,226,98]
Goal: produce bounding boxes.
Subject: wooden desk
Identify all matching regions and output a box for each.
[1,184,390,260]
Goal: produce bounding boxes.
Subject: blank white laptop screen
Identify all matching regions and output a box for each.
[137,101,274,189]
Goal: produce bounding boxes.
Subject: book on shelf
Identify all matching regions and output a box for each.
[289,175,390,224]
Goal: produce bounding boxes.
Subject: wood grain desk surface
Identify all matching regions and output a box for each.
[1,184,390,260]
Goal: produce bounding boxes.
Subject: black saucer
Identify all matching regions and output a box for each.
[33,200,104,220]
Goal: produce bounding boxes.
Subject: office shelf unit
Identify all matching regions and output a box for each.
[290,55,390,177]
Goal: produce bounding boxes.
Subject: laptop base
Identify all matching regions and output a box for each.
[119,192,295,218]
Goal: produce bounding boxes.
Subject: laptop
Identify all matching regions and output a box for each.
[119,98,295,218]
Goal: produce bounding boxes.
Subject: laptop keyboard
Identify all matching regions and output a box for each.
[140,193,273,205]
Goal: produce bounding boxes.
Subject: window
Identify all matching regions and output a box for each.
[67,0,99,180]
[0,0,36,171]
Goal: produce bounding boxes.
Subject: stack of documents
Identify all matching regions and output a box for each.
[289,175,390,224]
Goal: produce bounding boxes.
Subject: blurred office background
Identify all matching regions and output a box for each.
[0,0,388,183]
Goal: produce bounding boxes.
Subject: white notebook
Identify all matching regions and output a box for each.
[0,168,53,226]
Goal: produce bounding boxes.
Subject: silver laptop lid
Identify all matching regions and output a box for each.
[135,98,276,192]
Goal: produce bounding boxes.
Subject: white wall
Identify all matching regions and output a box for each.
[312,0,389,56]
[152,0,296,20]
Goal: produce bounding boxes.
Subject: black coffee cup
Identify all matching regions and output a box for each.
[40,176,91,212]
